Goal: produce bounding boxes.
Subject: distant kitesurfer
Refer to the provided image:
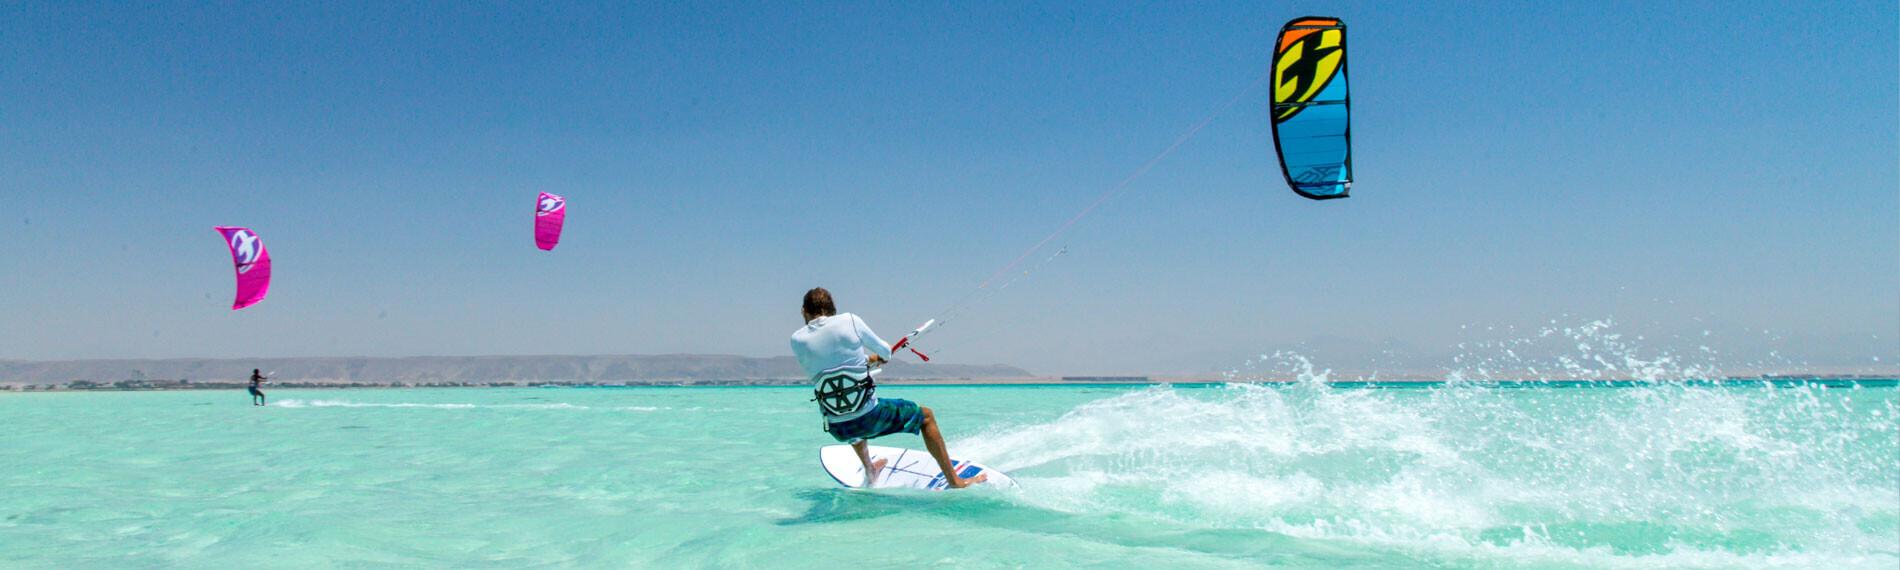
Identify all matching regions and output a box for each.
[791,287,985,488]
[248,369,267,406]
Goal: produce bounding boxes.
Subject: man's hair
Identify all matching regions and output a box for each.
[802,287,836,317]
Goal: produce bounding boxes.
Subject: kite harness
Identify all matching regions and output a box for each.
[810,320,936,425]
[812,368,876,417]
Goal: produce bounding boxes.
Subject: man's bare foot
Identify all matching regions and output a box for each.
[948,472,988,489]
[862,458,888,487]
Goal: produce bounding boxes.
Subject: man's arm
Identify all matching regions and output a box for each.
[850,314,893,360]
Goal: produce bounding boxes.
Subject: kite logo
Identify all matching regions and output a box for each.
[1294,165,1343,184]
[537,195,565,216]
[1272,20,1345,123]
[229,230,261,273]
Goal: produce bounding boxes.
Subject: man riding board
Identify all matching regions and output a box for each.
[790,287,984,488]
[248,368,268,406]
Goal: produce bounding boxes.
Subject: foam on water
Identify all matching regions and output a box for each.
[960,322,1900,568]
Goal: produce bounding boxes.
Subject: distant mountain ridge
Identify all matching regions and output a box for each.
[0,355,1033,386]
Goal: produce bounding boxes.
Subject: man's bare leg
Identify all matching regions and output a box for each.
[851,440,887,487]
[918,406,986,489]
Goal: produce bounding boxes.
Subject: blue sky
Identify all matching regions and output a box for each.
[2,1,1895,375]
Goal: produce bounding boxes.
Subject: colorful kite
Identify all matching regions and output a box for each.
[1271,17,1352,200]
[213,226,271,310]
[535,192,566,251]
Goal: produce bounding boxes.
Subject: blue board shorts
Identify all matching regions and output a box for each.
[825,398,925,443]
[248,386,264,396]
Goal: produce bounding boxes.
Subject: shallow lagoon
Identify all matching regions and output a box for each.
[1,383,1894,568]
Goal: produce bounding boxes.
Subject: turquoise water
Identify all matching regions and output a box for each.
[2,382,1895,568]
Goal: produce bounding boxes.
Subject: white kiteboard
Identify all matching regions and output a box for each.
[819,444,1017,490]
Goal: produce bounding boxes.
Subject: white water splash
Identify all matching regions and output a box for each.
[959,320,1900,568]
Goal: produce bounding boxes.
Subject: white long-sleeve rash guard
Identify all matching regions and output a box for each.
[791,313,894,420]
[791,313,894,378]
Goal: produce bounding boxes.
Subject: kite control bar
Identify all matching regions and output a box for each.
[888,319,936,362]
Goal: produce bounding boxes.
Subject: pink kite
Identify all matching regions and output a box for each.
[214,226,272,310]
[535,192,566,251]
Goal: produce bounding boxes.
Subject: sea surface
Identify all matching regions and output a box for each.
[1,381,1895,569]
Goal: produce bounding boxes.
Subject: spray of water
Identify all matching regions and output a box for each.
[959,320,1899,567]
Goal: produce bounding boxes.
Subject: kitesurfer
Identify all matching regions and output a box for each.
[248,369,267,406]
[791,287,985,488]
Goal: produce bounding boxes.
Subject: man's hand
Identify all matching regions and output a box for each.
[867,354,886,367]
